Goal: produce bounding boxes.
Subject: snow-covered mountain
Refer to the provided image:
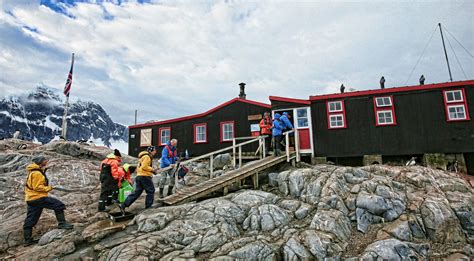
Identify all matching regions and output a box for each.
[0,85,128,148]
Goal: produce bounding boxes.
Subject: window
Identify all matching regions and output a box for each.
[194,123,207,143]
[220,121,235,142]
[377,111,394,124]
[326,100,346,129]
[447,105,467,120]
[375,97,392,107]
[158,127,171,146]
[297,108,309,127]
[374,96,397,126]
[140,128,152,147]
[443,89,470,122]
[328,101,343,112]
[445,90,463,103]
[329,114,344,128]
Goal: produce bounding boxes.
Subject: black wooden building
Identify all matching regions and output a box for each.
[270,80,474,173]
[128,89,271,157]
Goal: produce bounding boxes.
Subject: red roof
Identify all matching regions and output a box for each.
[269,96,311,105]
[129,98,271,129]
[310,80,474,101]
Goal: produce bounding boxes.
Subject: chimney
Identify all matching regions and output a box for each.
[238,82,246,99]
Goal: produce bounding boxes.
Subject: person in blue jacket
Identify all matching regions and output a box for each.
[159,139,178,197]
[280,112,294,131]
[272,113,285,156]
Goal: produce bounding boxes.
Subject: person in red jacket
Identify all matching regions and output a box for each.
[259,112,272,155]
[98,149,122,212]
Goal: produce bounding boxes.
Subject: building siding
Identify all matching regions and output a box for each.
[311,85,474,157]
[128,101,269,157]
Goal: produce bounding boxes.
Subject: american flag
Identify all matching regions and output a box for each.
[63,53,74,97]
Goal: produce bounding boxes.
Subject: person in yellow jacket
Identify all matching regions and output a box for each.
[120,146,158,210]
[23,156,73,246]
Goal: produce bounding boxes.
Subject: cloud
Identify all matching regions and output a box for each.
[0,0,473,125]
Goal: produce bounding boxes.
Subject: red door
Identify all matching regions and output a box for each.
[298,129,311,150]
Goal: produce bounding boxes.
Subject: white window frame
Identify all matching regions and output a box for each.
[329,114,345,128]
[445,90,464,103]
[296,108,309,128]
[447,105,467,120]
[159,128,171,145]
[221,122,234,141]
[328,101,343,112]
[376,110,394,125]
[375,96,393,107]
[195,124,207,143]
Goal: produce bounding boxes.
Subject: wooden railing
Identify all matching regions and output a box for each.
[155,135,268,179]
[155,131,300,187]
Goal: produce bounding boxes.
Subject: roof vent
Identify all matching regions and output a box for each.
[238,82,246,99]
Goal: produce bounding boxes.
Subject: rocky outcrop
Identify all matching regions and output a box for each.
[0,141,472,260]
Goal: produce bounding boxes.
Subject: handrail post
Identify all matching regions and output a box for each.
[210,155,214,178]
[232,138,236,168]
[295,130,300,162]
[286,132,290,162]
[262,136,266,158]
[258,138,262,159]
[238,145,242,169]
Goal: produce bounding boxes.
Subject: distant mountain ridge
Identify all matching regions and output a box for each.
[0,85,128,147]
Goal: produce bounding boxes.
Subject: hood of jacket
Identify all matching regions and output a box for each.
[274,113,281,120]
[26,163,42,172]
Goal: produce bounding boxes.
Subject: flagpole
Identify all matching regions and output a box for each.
[61,53,74,139]
[61,93,69,139]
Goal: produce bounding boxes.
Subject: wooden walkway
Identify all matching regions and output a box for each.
[161,153,293,205]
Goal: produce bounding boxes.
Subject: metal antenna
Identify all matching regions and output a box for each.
[438,23,453,82]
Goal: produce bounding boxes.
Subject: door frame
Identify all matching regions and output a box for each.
[272,106,314,157]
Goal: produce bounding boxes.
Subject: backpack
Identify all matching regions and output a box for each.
[178,165,189,179]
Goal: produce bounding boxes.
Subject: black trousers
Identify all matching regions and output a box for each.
[273,135,283,156]
[98,172,119,211]
[123,176,155,209]
[23,197,65,229]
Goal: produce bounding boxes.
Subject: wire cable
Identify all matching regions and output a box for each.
[405,25,438,85]
[443,26,474,58]
[445,29,468,80]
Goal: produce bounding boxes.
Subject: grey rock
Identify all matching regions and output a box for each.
[38,229,69,246]
[310,210,351,241]
[243,204,292,231]
[420,197,465,243]
[361,239,428,260]
[213,153,232,170]
[295,203,314,220]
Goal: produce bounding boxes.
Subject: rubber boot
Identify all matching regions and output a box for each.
[98,200,106,212]
[119,204,126,215]
[168,186,174,196]
[159,188,164,198]
[56,212,74,230]
[23,228,38,246]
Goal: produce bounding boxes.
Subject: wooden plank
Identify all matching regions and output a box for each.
[163,154,293,205]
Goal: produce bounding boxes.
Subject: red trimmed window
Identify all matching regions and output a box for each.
[373,96,397,126]
[194,123,207,144]
[220,121,235,142]
[326,100,347,129]
[443,89,470,121]
[158,127,171,145]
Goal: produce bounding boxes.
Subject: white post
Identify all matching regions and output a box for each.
[210,155,214,178]
[262,136,266,158]
[295,130,300,162]
[286,132,290,162]
[238,146,242,169]
[232,138,236,168]
[61,95,69,139]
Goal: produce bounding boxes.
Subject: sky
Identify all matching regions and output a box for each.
[0,0,473,125]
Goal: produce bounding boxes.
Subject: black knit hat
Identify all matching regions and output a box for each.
[147,146,157,152]
[114,149,122,157]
